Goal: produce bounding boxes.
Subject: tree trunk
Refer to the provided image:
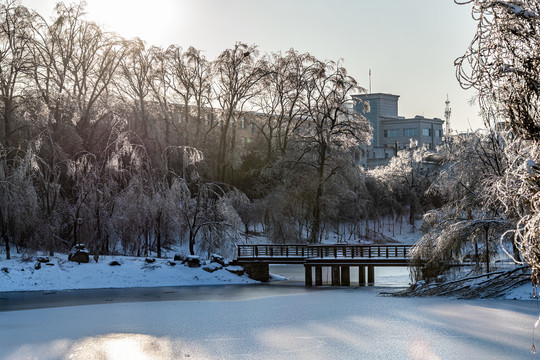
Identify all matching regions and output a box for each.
[4,235,9,260]
[1,207,11,259]
[512,238,521,262]
[156,229,161,258]
[189,229,195,256]
[156,211,162,258]
[474,238,479,267]
[217,124,229,181]
[485,226,490,275]
[310,144,327,243]
[2,225,9,260]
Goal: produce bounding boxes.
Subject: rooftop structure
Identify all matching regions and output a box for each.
[352,93,445,168]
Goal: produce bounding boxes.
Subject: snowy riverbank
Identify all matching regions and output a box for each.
[1,251,536,302]
[0,253,257,292]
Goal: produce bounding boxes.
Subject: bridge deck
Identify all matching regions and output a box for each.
[236,244,413,265]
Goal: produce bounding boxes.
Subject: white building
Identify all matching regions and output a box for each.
[352,93,445,168]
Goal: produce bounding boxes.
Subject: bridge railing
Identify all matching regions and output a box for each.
[237,244,308,259]
[237,244,412,260]
[306,244,411,259]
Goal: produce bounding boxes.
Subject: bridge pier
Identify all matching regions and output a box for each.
[340,266,350,286]
[305,265,312,287]
[244,263,270,282]
[359,266,366,286]
[368,265,375,285]
[331,266,340,286]
[315,266,323,286]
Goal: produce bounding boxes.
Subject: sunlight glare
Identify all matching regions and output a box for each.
[67,333,185,360]
[84,0,185,45]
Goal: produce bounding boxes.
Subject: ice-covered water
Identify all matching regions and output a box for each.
[1,285,538,359]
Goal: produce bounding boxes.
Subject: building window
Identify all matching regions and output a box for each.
[240,117,246,129]
[251,123,256,135]
[404,128,417,137]
[422,128,432,137]
[435,129,443,138]
[384,129,401,137]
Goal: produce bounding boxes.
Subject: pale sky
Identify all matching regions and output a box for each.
[22,0,483,132]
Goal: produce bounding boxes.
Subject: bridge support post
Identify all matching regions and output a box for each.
[244,263,270,282]
[315,266,322,286]
[359,266,366,286]
[305,265,312,287]
[368,265,375,285]
[331,266,340,286]
[340,266,350,286]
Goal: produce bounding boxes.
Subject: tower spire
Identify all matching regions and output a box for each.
[369,69,372,94]
[444,95,452,137]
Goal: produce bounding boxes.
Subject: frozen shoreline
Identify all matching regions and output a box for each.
[0,253,257,293]
[1,252,536,301]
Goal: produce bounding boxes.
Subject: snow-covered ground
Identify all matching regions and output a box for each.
[0,218,535,300]
[0,222,538,359]
[1,286,539,360]
[0,219,420,293]
[0,253,257,292]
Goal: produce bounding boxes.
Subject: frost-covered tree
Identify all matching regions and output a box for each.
[300,59,371,242]
[179,178,243,256]
[369,141,437,228]
[410,129,514,280]
[456,0,540,284]
[0,145,39,259]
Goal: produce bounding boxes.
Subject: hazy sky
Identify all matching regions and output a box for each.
[22,0,482,132]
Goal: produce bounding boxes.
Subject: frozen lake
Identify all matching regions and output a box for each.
[1,277,539,359]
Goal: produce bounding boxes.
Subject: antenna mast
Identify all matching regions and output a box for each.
[369,69,372,94]
[444,95,452,136]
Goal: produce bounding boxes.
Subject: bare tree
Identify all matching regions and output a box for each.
[0,1,34,147]
[116,38,153,138]
[148,46,180,147]
[178,46,213,146]
[300,59,371,242]
[253,50,315,162]
[30,2,124,151]
[213,42,267,181]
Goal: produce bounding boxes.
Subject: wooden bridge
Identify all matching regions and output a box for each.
[235,244,415,287]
